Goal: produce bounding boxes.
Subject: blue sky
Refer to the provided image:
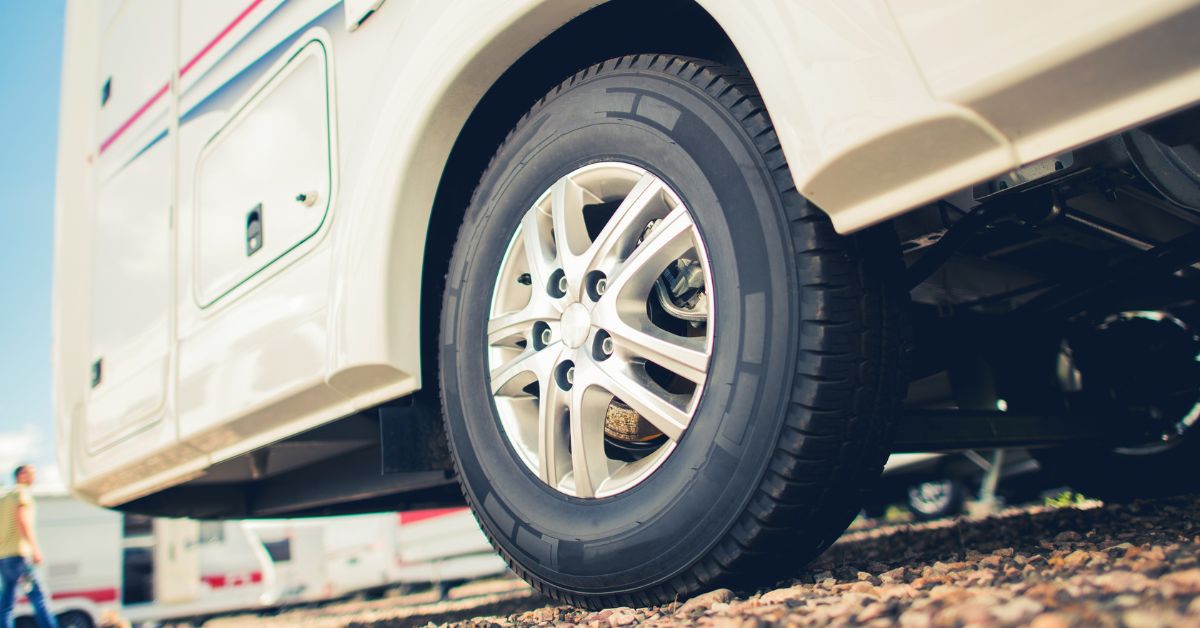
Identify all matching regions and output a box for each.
[0,1,66,479]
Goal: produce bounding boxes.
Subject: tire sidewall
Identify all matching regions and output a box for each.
[441,66,801,594]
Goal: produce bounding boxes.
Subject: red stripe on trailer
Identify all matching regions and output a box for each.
[98,0,265,154]
[397,507,467,525]
[202,571,263,589]
[27,587,120,605]
[53,587,119,604]
[202,574,227,589]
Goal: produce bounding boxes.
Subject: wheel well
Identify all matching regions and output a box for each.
[419,0,746,387]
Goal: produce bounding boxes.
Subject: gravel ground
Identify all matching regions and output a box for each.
[211,494,1200,627]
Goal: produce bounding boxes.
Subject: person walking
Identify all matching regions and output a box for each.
[0,464,57,628]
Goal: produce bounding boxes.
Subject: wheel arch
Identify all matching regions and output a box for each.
[326,0,750,400]
[328,0,976,403]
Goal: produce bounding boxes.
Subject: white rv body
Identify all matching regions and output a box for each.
[53,0,1200,511]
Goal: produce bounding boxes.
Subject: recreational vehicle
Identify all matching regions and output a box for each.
[53,0,1200,607]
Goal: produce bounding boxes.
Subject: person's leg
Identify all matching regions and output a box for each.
[0,557,21,628]
[19,562,57,628]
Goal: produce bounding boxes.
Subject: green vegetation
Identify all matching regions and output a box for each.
[1044,490,1088,508]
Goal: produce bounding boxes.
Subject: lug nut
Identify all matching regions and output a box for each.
[558,275,569,295]
[555,360,576,390]
[540,328,552,346]
[601,336,614,356]
[595,277,607,296]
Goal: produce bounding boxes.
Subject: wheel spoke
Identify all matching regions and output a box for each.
[487,301,560,347]
[603,318,709,384]
[605,205,697,304]
[580,172,665,275]
[490,346,559,396]
[550,177,598,297]
[589,361,692,441]
[537,381,569,486]
[568,374,611,498]
[521,209,556,294]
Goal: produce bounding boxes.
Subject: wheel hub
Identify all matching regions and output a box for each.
[1059,310,1200,453]
[560,303,591,348]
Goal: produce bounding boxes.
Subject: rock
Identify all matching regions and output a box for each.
[607,610,636,627]
[1029,612,1071,628]
[758,586,805,605]
[991,597,1044,624]
[850,581,878,595]
[964,569,997,585]
[677,588,733,616]
[531,607,560,622]
[879,567,906,583]
[582,610,612,624]
[710,602,730,613]
[1055,531,1083,543]
[856,601,893,623]
[897,610,933,628]
[949,601,995,625]
[1164,568,1200,591]
[1124,609,1178,628]
[910,575,949,589]
[980,554,1003,568]
[1063,549,1092,568]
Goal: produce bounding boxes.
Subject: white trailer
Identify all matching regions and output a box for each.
[246,507,507,605]
[11,493,275,627]
[393,508,507,587]
[247,513,396,604]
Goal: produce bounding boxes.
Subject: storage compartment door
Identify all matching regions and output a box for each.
[87,0,175,451]
[193,40,333,307]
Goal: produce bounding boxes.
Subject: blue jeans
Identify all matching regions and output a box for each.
[0,557,57,628]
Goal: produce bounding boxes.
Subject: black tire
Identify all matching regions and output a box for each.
[906,478,967,520]
[55,612,94,628]
[439,55,908,608]
[1009,308,1200,501]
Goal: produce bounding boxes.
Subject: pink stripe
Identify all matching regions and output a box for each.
[99,0,265,155]
[181,0,266,77]
[99,82,168,154]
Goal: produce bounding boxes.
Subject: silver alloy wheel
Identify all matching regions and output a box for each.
[907,480,955,516]
[487,162,714,498]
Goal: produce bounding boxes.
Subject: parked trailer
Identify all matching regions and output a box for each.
[11,493,275,627]
[246,506,507,604]
[393,508,507,587]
